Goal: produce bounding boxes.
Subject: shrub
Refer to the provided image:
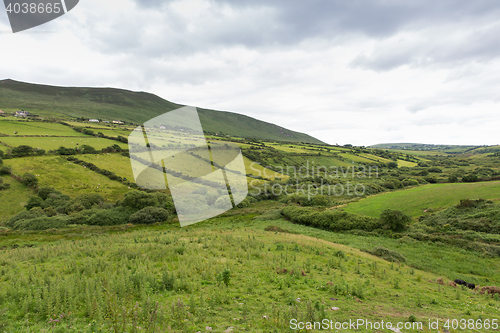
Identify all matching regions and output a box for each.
[66,193,104,213]
[281,206,381,232]
[0,165,12,175]
[462,174,478,182]
[370,246,407,263]
[0,156,2,165]
[25,196,43,210]
[13,216,68,230]
[21,172,38,187]
[129,206,169,224]
[121,190,159,210]
[11,145,34,157]
[380,209,411,232]
[402,178,419,187]
[37,186,60,200]
[387,162,398,169]
[87,207,135,226]
[448,175,458,183]
[6,208,45,227]
[428,167,443,173]
[0,177,10,190]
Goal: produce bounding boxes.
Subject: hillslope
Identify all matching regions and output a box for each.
[0,79,323,144]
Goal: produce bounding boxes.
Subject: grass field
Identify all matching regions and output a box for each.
[396,159,418,167]
[0,206,498,331]
[0,119,85,137]
[0,136,128,150]
[6,156,130,200]
[0,175,34,222]
[344,181,500,218]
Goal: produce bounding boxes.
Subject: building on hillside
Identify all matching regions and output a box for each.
[0,110,4,114]
[113,120,124,124]
[15,111,30,117]
[88,119,100,123]
[159,125,166,130]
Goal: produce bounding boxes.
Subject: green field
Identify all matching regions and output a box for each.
[6,156,130,200]
[0,175,34,222]
[0,119,85,137]
[0,136,128,150]
[344,181,500,217]
[0,209,498,332]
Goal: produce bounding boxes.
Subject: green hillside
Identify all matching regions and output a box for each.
[344,181,500,218]
[0,79,323,144]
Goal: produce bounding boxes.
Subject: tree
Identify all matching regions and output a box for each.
[380,209,411,232]
[21,172,38,187]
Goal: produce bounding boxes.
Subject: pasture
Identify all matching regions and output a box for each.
[0,136,128,151]
[6,156,130,200]
[0,211,498,332]
[344,181,500,218]
[0,120,85,137]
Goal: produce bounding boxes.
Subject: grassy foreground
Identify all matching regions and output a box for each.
[0,206,499,332]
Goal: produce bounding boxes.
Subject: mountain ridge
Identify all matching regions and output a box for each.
[0,79,324,144]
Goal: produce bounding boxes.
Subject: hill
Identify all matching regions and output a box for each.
[0,79,324,144]
[370,143,483,154]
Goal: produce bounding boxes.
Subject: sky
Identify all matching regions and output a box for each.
[1,0,500,146]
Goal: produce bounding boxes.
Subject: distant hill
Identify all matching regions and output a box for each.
[0,79,324,144]
[370,143,483,154]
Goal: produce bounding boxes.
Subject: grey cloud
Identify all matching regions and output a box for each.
[84,0,500,59]
[351,21,500,71]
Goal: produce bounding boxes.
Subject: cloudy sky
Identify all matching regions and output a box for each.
[1,0,500,146]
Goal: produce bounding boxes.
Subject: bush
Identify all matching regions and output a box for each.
[129,206,169,224]
[87,207,135,226]
[121,190,159,210]
[387,162,398,169]
[428,167,443,173]
[281,206,381,232]
[25,196,43,210]
[0,156,2,165]
[6,208,46,228]
[402,178,419,187]
[0,165,12,175]
[462,174,478,182]
[21,172,38,187]
[380,209,411,232]
[66,193,104,213]
[369,246,407,263]
[13,216,68,230]
[37,186,60,200]
[0,177,10,190]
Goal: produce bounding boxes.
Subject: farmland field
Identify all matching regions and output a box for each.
[0,175,34,222]
[344,181,500,217]
[6,156,130,200]
[0,119,86,137]
[0,136,128,150]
